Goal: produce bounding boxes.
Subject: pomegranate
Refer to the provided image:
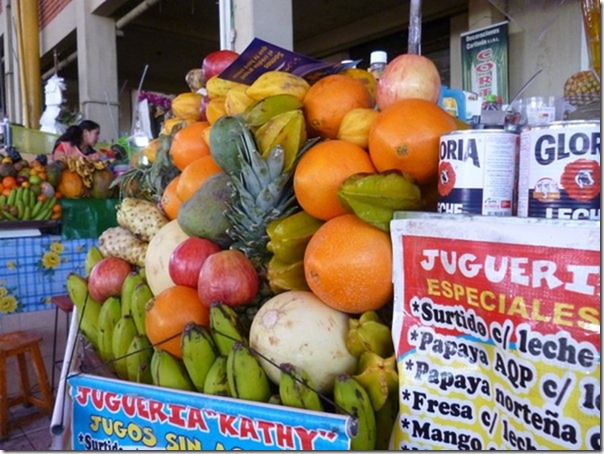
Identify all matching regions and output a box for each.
[88,257,132,302]
[376,54,442,110]
[197,249,259,307]
[202,50,239,80]
[169,237,221,288]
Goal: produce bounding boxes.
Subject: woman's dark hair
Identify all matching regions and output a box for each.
[78,120,100,132]
[53,125,83,150]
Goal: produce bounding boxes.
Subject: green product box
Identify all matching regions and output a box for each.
[60,198,119,240]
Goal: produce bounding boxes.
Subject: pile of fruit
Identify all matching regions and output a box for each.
[0,150,61,221]
[69,49,463,450]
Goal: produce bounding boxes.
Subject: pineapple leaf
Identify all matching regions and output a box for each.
[266,145,285,180]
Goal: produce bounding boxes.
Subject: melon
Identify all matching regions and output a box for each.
[144,219,190,296]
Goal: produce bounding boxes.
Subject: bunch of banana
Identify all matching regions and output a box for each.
[0,187,56,221]
[209,303,247,356]
[66,272,103,352]
[226,341,272,403]
[65,156,108,188]
[150,348,195,391]
[181,322,218,392]
[333,374,377,451]
[97,296,122,368]
[278,363,323,412]
[203,356,231,397]
[111,314,138,380]
[84,246,104,277]
[126,335,153,384]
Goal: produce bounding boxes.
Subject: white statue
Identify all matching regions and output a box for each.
[39,74,66,134]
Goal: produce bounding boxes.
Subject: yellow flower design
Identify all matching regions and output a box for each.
[0,287,7,297]
[50,242,65,254]
[44,296,53,305]
[76,245,84,253]
[42,251,61,269]
[0,295,17,313]
[6,261,16,269]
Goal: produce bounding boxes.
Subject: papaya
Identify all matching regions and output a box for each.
[176,173,234,248]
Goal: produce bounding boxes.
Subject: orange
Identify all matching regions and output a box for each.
[303,74,373,139]
[161,175,182,220]
[2,176,17,190]
[145,285,210,358]
[294,140,376,221]
[170,121,211,171]
[368,98,457,185]
[176,155,222,202]
[304,213,392,314]
[57,170,84,198]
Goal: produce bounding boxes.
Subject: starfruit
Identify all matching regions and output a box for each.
[346,311,394,358]
[337,107,379,149]
[224,89,255,116]
[246,71,310,102]
[206,97,227,125]
[337,171,422,232]
[353,351,399,411]
[266,210,324,264]
[243,94,303,131]
[205,76,250,99]
[255,110,307,172]
[267,256,309,294]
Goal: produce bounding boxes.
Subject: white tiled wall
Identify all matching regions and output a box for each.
[0,308,71,397]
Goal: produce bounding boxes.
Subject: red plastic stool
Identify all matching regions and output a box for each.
[0,330,54,440]
[51,295,74,391]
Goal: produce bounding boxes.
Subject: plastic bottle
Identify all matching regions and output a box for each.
[368,51,387,80]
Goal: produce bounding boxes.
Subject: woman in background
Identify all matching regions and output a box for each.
[52,120,103,161]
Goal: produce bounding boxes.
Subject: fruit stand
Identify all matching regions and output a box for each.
[47,5,600,448]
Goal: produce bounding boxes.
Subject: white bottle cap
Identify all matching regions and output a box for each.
[370,51,388,65]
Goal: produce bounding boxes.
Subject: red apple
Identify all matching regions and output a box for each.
[202,50,239,80]
[376,54,442,110]
[88,257,132,302]
[169,237,221,288]
[198,249,259,307]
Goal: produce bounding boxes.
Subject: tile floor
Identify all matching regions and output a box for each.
[0,402,54,450]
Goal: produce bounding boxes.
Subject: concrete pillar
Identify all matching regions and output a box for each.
[75,0,119,142]
[232,0,293,52]
[1,0,19,121]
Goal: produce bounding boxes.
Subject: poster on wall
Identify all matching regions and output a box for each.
[461,21,509,103]
[389,213,600,450]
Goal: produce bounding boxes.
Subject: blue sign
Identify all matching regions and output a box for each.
[69,374,352,450]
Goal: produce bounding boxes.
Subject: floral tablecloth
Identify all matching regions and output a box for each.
[0,235,96,315]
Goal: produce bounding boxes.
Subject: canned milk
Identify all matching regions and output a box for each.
[437,129,518,216]
[517,120,600,220]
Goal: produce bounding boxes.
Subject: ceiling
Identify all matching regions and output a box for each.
[41,0,469,96]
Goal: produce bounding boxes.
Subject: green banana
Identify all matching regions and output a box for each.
[84,246,105,277]
[203,356,231,397]
[150,348,195,391]
[97,296,122,367]
[374,391,399,450]
[66,273,102,351]
[111,314,138,380]
[181,322,218,392]
[243,94,304,130]
[278,363,324,412]
[346,311,394,358]
[353,351,398,411]
[30,199,44,218]
[120,272,144,317]
[126,335,153,384]
[333,374,377,451]
[131,281,153,336]
[209,302,246,356]
[226,341,271,403]
[6,188,16,206]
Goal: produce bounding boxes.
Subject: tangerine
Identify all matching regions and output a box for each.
[2,176,17,190]
[170,121,211,171]
[368,98,457,185]
[303,74,373,139]
[294,140,376,220]
[304,213,392,314]
[176,155,222,202]
[145,285,210,358]
[161,175,183,220]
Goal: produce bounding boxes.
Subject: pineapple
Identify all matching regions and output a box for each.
[218,117,319,319]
